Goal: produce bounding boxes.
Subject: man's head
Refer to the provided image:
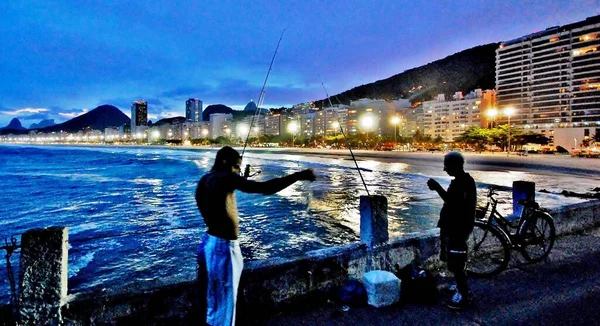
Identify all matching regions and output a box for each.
[212,146,241,173]
[443,151,465,176]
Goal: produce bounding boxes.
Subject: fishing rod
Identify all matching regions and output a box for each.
[240,29,286,178]
[320,77,370,196]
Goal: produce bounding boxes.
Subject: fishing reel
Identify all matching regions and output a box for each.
[242,164,262,179]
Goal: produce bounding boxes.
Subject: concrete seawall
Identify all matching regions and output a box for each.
[55,199,600,324]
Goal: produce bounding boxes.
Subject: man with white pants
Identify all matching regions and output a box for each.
[195,146,316,325]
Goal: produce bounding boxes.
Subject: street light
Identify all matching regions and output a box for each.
[287,121,298,147]
[504,107,516,155]
[486,108,498,129]
[360,115,375,139]
[331,121,340,136]
[390,116,401,144]
[237,124,249,140]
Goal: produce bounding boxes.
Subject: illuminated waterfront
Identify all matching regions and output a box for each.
[0,144,596,302]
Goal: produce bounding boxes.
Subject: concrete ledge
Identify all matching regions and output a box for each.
[549,200,600,235]
[47,200,600,324]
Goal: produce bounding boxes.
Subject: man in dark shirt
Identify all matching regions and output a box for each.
[195,146,315,325]
[427,151,476,310]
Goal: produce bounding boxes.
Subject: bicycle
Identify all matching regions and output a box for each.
[467,187,556,278]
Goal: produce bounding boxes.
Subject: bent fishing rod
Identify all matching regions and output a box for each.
[240,29,286,178]
[320,77,370,196]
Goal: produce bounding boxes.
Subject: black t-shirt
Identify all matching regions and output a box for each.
[438,172,477,238]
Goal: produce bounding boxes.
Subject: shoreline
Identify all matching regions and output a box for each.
[5,142,600,175]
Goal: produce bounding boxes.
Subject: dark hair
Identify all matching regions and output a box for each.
[211,146,241,172]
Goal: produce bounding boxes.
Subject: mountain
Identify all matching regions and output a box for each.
[154,116,186,126]
[29,119,56,129]
[243,101,257,112]
[202,104,235,121]
[37,105,130,133]
[315,43,499,107]
[3,118,25,130]
[0,118,27,135]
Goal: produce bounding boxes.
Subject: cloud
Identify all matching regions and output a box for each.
[0,108,49,116]
[58,108,88,119]
[20,112,53,121]
[158,111,182,119]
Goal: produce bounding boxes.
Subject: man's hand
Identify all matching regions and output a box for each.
[427,178,441,191]
[296,169,316,182]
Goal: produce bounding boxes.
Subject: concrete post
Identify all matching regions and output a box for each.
[360,195,389,247]
[19,227,69,326]
[513,181,535,216]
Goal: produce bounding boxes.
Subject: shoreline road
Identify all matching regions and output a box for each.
[239,148,600,176]
[241,226,600,325]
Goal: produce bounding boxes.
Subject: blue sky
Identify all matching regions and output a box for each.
[0,0,597,128]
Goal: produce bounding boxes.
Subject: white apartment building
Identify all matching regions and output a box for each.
[396,106,424,138]
[209,113,233,139]
[496,15,600,149]
[183,121,210,139]
[235,115,265,139]
[423,89,490,141]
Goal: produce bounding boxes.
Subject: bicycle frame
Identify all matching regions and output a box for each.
[468,187,556,277]
[478,189,534,248]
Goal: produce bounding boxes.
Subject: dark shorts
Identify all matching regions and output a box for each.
[440,230,468,272]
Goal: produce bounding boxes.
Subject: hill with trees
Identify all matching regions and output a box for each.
[315,43,499,107]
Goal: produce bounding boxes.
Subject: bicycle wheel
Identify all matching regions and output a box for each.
[467,221,511,278]
[520,212,555,262]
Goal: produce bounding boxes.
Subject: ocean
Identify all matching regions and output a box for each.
[0,144,590,303]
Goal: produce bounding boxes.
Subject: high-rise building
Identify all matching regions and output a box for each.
[495,15,600,144]
[185,98,203,122]
[131,100,148,138]
[422,89,489,141]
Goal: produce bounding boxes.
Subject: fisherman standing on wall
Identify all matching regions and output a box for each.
[195,146,316,326]
[427,151,476,310]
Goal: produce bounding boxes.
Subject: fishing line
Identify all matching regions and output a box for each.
[240,29,286,164]
[319,76,371,196]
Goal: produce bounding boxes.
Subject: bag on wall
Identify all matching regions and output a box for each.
[338,279,367,307]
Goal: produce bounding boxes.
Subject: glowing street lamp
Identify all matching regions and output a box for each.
[237,124,249,140]
[151,130,160,140]
[330,121,340,136]
[390,116,401,143]
[287,121,298,147]
[486,108,498,128]
[504,107,516,155]
[360,114,375,139]
[202,129,209,138]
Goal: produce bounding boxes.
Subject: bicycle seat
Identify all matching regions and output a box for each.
[517,199,539,209]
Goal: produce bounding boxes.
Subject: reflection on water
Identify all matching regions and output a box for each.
[0,145,594,302]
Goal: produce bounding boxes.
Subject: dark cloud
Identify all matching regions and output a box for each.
[160,86,211,99]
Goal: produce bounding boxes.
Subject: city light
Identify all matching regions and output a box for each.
[360,114,375,138]
[237,124,249,138]
[390,116,401,143]
[287,121,298,147]
[151,130,160,139]
[486,108,498,128]
[287,121,298,133]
